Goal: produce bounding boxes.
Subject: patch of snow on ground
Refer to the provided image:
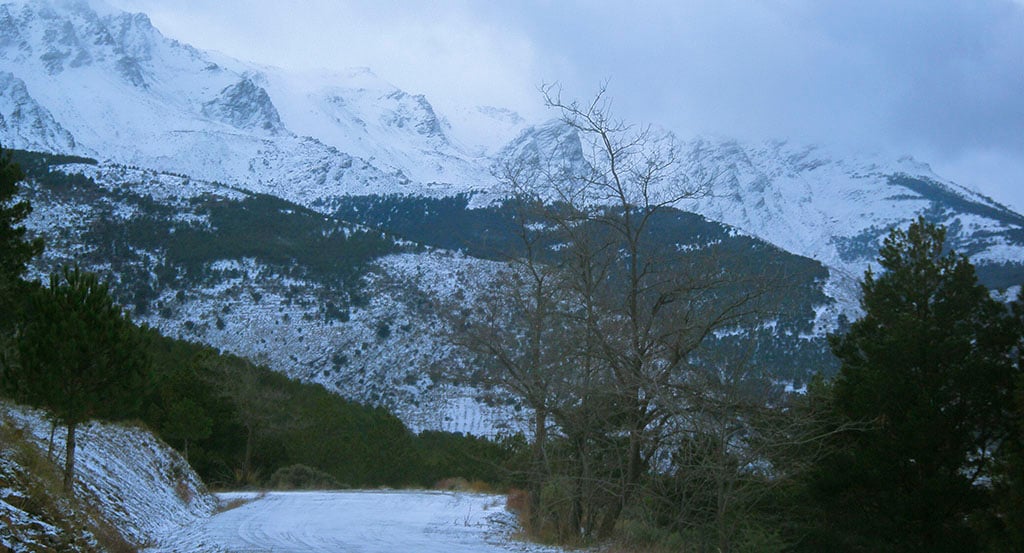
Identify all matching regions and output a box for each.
[0,401,215,548]
[147,490,565,553]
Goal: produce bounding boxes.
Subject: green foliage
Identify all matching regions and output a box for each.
[0,145,45,336]
[160,397,212,460]
[0,145,45,285]
[267,464,342,490]
[126,193,400,289]
[414,430,514,487]
[976,302,1024,552]
[799,217,1020,552]
[329,193,522,259]
[4,266,152,492]
[135,330,514,490]
[7,266,152,426]
[5,148,98,174]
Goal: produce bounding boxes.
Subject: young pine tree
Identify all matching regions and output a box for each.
[0,144,44,333]
[7,266,151,494]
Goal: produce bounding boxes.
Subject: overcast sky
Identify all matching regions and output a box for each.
[107,0,1024,212]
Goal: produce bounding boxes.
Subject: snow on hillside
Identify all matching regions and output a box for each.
[682,139,1023,272]
[130,249,526,437]
[3,0,1022,294]
[0,0,513,202]
[260,66,523,188]
[18,159,526,437]
[674,139,1024,311]
[2,402,550,553]
[0,400,215,550]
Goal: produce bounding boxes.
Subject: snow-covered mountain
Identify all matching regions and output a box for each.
[3,0,1023,434]
[0,0,527,205]
[3,0,1021,287]
[7,0,1021,280]
[673,139,1024,318]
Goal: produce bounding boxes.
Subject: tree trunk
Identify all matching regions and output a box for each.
[597,414,644,539]
[243,424,254,484]
[63,421,76,495]
[47,421,56,462]
[528,406,548,535]
[597,502,621,540]
[571,439,585,539]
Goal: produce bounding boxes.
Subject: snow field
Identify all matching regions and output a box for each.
[147,490,566,553]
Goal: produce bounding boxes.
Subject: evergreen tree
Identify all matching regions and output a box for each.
[161,397,212,462]
[6,266,151,493]
[807,217,1018,552]
[980,293,1024,551]
[0,144,44,333]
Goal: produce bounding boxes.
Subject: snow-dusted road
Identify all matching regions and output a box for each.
[148,490,563,553]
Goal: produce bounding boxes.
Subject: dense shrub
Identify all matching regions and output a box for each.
[268,464,343,490]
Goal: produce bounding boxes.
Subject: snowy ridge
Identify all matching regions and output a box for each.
[680,139,1023,274]
[2,0,1021,290]
[0,400,215,550]
[0,71,81,153]
[673,138,1024,312]
[0,0,526,202]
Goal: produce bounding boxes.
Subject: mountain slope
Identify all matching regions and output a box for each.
[2,0,1020,303]
[0,71,80,153]
[0,0,526,205]
[14,149,833,437]
[1,0,1022,438]
[0,400,215,551]
[673,139,1024,316]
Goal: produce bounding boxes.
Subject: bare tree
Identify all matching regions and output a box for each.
[441,159,582,532]
[535,83,784,538]
[450,84,800,544]
[200,355,288,486]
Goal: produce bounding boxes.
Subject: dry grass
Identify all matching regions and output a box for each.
[433,477,497,494]
[505,487,529,514]
[1,406,139,553]
[1,417,64,520]
[216,491,266,513]
[174,478,194,504]
[87,506,139,553]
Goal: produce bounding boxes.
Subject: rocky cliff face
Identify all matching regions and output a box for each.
[202,76,285,134]
[0,71,79,152]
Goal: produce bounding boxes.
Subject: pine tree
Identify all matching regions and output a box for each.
[0,144,44,333]
[810,217,1019,552]
[6,266,151,493]
[980,293,1024,551]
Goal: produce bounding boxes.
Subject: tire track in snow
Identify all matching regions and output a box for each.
[147,490,565,553]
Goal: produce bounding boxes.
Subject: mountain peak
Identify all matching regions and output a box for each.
[0,0,165,87]
[203,76,285,134]
[0,70,80,152]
